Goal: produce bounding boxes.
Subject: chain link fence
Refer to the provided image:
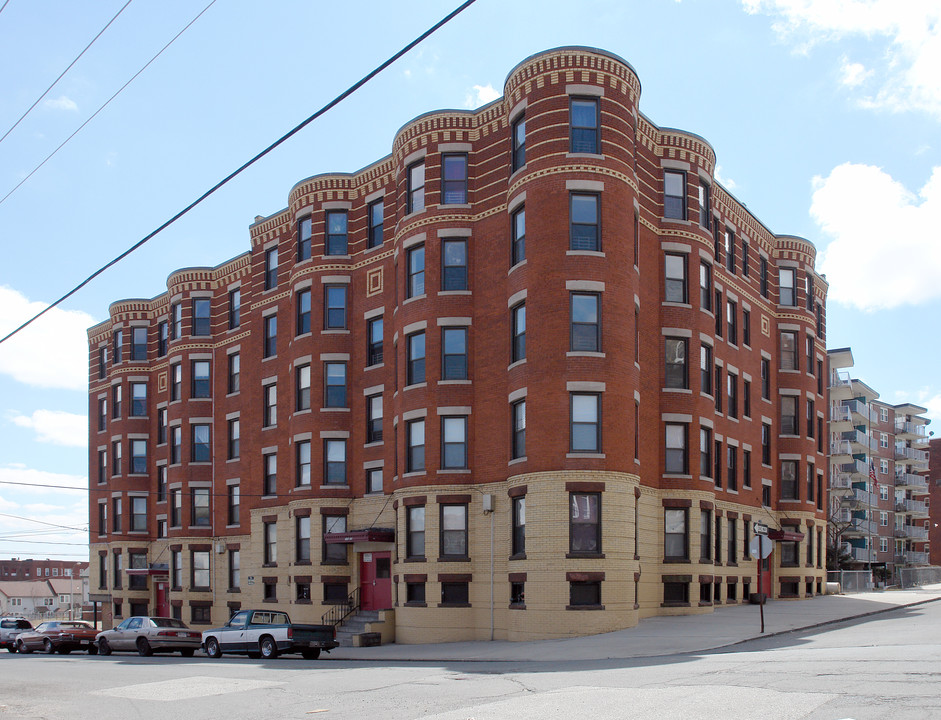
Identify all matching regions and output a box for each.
[898,567,941,589]
[827,570,873,593]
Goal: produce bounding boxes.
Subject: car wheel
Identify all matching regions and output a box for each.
[301,648,321,660]
[43,639,55,654]
[246,652,261,659]
[205,637,222,659]
[180,648,195,657]
[98,638,112,656]
[87,644,98,655]
[259,636,278,659]
[18,640,31,654]
[8,644,17,653]
[137,637,153,657]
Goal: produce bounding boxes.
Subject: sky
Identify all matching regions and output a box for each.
[1,0,940,561]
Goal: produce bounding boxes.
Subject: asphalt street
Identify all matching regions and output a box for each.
[2,598,940,720]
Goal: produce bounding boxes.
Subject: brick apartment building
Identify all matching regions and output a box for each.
[827,348,931,581]
[0,558,88,582]
[928,438,940,566]
[87,46,829,642]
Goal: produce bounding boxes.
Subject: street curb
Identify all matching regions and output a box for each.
[696,595,941,654]
[323,595,941,664]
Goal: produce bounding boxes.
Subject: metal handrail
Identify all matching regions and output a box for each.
[321,586,360,627]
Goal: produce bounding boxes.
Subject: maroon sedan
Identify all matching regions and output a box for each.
[15,620,99,655]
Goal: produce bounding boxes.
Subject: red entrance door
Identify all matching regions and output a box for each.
[155,581,169,617]
[360,552,392,611]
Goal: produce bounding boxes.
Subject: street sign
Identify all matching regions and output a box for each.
[753,521,769,536]
[750,534,773,559]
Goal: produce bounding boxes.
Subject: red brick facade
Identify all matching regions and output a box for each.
[88,47,829,641]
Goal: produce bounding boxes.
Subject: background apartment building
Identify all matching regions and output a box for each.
[87,47,829,642]
[828,348,930,583]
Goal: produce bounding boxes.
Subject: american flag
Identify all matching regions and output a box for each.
[870,459,878,489]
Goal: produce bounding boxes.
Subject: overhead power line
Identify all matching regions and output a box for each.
[0,0,134,146]
[0,512,87,532]
[0,0,11,17]
[0,0,216,207]
[0,0,479,347]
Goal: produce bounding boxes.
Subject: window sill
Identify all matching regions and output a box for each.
[364,441,383,449]
[509,553,526,561]
[404,382,427,391]
[262,598,279,604]
[402,471,425,478]
[565,250,604,258]
[663,558,691,564]
[662,302,692,309]
[507,359,526,371]
[262,563,278,569]
[698,601,713,608]
[293,409,312,417]
[403,294,426,306]
[566,604,605,611]
[320,560,350,566]
[294,560,312,567]
[322,330,350,335]
[437,556,470,563]
[321,254,351,261]
[567,351,605,358]
[403,557,426,563]
[439,379,471,385]
[440,203,471,210]
[403,601,427,608]
[566,552,604,560]
[566,453,604,459]
[437,603,471,608]
[295,599,313,605]
[319,484,350,490]
[508,260,527,276]
[438,290,471,296]
[509,603,526,610]
[663,474,692,480]
[436,469,470,475]
[565,152,604,160]
[508,457,527,466]
[662,388,692,394]
[321,407,351,413]
[365,362,385,371]
[661,602,691,608]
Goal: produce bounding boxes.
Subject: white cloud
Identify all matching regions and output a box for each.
[714,165,737,191]
[0,463,87,494]
[814,163,941,311]
[11,409,87,447]
[44,95,78,112]
[743,0,941,118]
[463,83,501,110]
[0,285,96,390]
[839,56,872,87]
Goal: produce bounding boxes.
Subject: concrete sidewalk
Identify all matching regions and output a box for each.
[327,584,941,663]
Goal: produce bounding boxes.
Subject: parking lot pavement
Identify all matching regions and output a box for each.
[327,584,941,663]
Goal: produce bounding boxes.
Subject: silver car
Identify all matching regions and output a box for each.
[0,618,33,652]
[96,616,201,657]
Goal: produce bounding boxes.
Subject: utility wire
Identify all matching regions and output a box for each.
[0,0,134,146]
[0,0,479,346]
[0,0,216,208]
[0,0,11,16]
[0,512,87,532]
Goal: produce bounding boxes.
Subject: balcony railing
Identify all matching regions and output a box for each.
[895,473,928,491]
[830,405,852,423]
[895,445,929,464]
[841,459,869,478]
[894,525,928,540]
[829,440,852,458]
[899,551,930,566]
[829,473,854,492]
[895,499,928,515]
[895,420,928,437]
[850,546,876,563]
[849,488,876,508]
[830,370,852,391]
[842,429,876,451]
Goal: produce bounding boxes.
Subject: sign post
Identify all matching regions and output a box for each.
[751,523,770,634]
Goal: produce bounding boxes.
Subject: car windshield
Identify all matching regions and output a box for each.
[152,618,187,628]
[34,623,52,632]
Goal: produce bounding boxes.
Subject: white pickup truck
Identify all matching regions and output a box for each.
[201,609,338,660]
